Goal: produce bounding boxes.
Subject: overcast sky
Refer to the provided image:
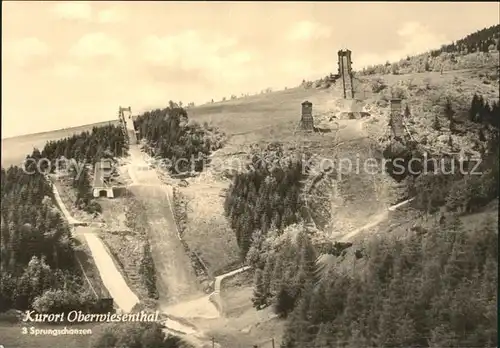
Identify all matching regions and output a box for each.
[2,1,498,138]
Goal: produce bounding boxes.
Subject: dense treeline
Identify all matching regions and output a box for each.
[433,24,500,56]
[248,225,317,318]
[0,166,94,312]
[242,191,498,348]
[223,143,312,257]
[265,92,498,346]
[356,25,499,76]
[280,216,497,347]
[468,93,500,128]
[134,105,225,175]
[41,124,127,163]
[381,93,499,214]
[36,124,127,214]
[410,94,499,214]
[1,124,128,313]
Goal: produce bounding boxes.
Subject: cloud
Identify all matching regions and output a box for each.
[50,2,92,21]
[280,59,328,82]
[227,51,252,64]
[282,60,312,75]
[139,31,253,84]
[287,21,332,41]
[395,21,447,55]
[52,63,84,79]
[69,32,124,59]
[50,3,124,24]
[2,37,50,66]
[97,8,124,23]
[355,21,448,69]
[140,31,238,67]
[142,63,213,88]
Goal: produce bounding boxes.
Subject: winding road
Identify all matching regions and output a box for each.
[337,197,414,242]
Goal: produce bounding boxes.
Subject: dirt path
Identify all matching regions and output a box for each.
[126,145,201,306]
[48,175,140,313]
[163,295,219,319]
[337,210,389,242]
[338,197,414,242]
[46,175,86,226]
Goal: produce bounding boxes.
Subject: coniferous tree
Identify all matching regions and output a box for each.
[274,282,296,319]
[278,215,497,348]
[444,98,455,131]
[404,105,411,118]
[424,61,431,71]
[432,115,441,131]
[224,145,313,258]
[479,128,487,142]
[252,269,269,309]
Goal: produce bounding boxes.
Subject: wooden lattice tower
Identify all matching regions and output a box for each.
[300,101,314,131]
[119,106,132,124]
[390,99,404,139]
[337,49,355,99]
[118,106,129,136]
[292,100,319,229]
[118,106,138,145]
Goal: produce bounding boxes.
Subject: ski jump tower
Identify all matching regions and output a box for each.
[300,101,314,132]
[389,99,404,140]
[337,49,355,99]
[118,106,138,145]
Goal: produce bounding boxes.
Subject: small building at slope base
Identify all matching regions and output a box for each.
[92,160,114,198]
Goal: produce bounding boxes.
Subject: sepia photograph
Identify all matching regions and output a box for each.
[1,1,499,347]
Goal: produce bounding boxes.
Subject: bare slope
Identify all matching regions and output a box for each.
[182,85,399,250]
[126,145,201,306]
[82,228,140,312]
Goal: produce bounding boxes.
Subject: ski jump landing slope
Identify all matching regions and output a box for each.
[48,177,140,313]
[127,145,200,306]
[83,231,140,313]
